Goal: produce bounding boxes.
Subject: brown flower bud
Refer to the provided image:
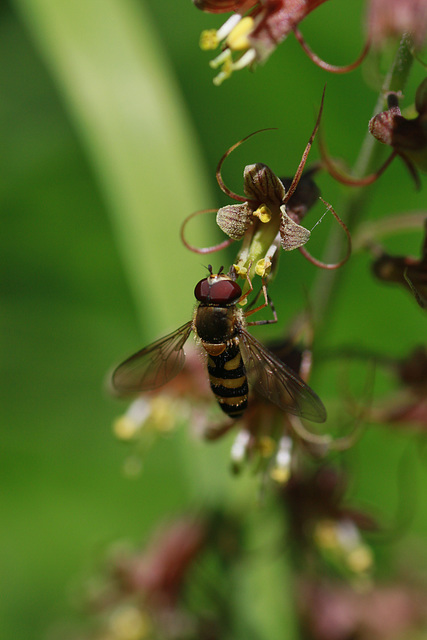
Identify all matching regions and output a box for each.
[369,81,427,182]
[243,163,287,204]
[368,102,402,146]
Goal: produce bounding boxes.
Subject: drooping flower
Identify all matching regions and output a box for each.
[281,465,377,580]
[194,0,368,84]
[369,79,427,188]
[321,79,427,190]
[369,345,427,430]
[298,578,427,640]
[181,93,351,281]
[371,218,427,309]
[77,513,245,640]
[112,346,218,475]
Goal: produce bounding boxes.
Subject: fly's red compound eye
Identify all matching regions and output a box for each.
[194,278,211,302]
[209,279,241,304]
[194,276,241,304]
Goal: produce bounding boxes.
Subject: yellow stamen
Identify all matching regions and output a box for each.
[270,466,291,484]
[150,397,176,432]
[113,416,140,440]
[253,204,272,223]
[255,257,272,277]
[233,263,247,276]
[346,545,373,574]
[313,520,339,549]
[226,16,254,51]
[200,29,219,51]
[213,65,233,86]
[109,605,151,640]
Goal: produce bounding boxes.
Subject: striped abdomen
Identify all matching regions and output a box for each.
[206,340,248,418]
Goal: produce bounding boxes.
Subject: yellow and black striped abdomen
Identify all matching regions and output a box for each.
[207,341,248,418]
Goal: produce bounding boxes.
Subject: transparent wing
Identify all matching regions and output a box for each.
[111,321,193,396]
[239,330,327,423]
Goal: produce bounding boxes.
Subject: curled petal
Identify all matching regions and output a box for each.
[216,128,277,202]
[293,26,370,73]
[319,128,397,186]
[216,202,253,239]
[283,86,325,205]
[180,208,235,254]
[243,162,287,203]
[280,206,311,250]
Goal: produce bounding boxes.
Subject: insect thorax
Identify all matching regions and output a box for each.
[194,304,240,345]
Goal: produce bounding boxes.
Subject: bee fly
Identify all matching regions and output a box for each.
[111,267,326,423]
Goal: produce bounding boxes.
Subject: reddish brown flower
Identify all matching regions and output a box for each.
[369,80,427,188]
[370,345,427,429]
[321,80,427,189]
[181,94,351,278]
[195,0,368,84]
[371,218,427,309]
[113,518,207,608]
[367,0,427,50]
[299,578,427,640]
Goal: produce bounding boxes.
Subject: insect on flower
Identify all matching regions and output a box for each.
[111,267,326,423]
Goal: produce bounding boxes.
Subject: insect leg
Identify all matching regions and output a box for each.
[246,290,278,326]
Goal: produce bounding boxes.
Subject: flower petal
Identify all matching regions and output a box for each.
[243,163,287,203]
[216,202,253,239]
[280,206,311,250]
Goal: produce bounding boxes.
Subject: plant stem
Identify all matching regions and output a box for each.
[310,34,414,329]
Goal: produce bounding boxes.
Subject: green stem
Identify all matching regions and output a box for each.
[310,34,414,329]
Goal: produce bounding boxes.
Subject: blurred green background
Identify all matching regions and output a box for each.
[2,0,427,638]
